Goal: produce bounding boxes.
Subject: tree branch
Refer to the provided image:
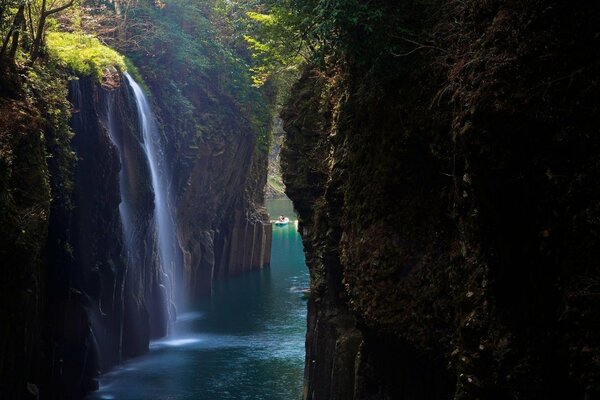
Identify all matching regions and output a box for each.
[43,0,75,17]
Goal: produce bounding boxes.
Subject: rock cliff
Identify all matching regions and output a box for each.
[1,63,271,396]
[0,75,51,399]
[281,1,600,399]
[1,3,271,398]
[43,75,171,397]
[133,53,272,300]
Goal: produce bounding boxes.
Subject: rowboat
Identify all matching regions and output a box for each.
[274,217,290,226]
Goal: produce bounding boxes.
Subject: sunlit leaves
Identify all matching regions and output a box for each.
[241,8,303,87]
[46,31,126,79]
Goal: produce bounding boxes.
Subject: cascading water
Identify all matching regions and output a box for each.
[124,72,181,324]
[103,73,181,353]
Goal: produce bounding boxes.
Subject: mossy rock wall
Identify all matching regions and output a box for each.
[0,89,51,399]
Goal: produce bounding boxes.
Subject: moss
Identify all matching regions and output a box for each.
[46,32,126,81]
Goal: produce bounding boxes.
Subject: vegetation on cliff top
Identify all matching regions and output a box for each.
[1,1,131,87]
[46,32,126,80]
[90,0,273,152]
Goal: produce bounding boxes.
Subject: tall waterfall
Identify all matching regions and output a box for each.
[103,72,181,351]
[124,73,180,318]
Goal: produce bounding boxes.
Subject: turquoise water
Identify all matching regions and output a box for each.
[88,199,307,400]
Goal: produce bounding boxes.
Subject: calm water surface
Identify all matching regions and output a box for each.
[88,199,307,400]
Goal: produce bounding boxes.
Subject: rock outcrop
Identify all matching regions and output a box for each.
[111,0,273,300]
[281,2,600,399]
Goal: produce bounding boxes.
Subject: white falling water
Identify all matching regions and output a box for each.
[124,72,179,323]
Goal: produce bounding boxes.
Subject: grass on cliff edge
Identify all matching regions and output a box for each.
[46,32,126,81]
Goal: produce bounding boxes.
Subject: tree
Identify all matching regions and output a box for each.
[0,2,26,64]
[0,0,76,66]
[30,0,75,62]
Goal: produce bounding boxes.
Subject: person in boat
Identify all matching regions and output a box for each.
[278,215,286,222]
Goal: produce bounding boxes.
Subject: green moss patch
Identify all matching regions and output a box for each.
[46,32,126,81]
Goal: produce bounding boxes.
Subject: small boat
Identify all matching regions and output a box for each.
[274,216,290,226]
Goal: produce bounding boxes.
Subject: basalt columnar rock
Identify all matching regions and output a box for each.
[281,2,600,399]
[55,71,271,394]
[44,75,165,397]
[111,0,273,300]
[138,65,272,300]
[2,4,271,398]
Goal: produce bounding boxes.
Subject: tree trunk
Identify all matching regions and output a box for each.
[114,0,122,17]
[29,0,47,63]
[0,4,25,62]
[30,0,74,63]
[30,14,46,63]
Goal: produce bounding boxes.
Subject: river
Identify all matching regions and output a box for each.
[88,199,307,400]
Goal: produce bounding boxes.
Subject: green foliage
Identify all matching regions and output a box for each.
[0,1,19,35]
[46,31,126,80]
[243,9,303,87]
[241,0,421,72]
[0,0,78,65]
[267,173,285,197]
[123,0,272,151]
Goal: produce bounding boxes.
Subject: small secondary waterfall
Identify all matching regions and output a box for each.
[104,86,136,360]
[124,72,181,320]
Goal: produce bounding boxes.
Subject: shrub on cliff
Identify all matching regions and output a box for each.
[46,31,126,81]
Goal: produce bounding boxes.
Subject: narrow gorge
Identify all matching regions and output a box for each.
[1,1,599,399]
[3,57,271,399]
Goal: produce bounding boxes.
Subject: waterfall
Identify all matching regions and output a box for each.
[102,73,181,351]
[124,73,180,322]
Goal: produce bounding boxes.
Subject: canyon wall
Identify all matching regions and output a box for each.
[281,1,600,399]
[0,64,271,397]
[43,75,171,397]
[1,3,271,398]
[134,51,272,300]
[0,79,51,399]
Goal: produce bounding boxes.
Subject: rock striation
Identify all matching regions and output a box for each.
[141,71,272,300]
[43,75,164,396]
[0,84,51,400]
